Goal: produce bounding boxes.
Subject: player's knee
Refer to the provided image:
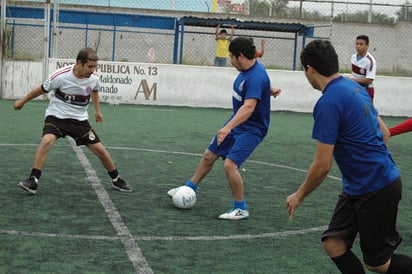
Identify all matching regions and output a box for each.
[89,143,107,158]
[40,134,56,148]
[323,237,347,258]
[202,150,217,165]
[223,158,237,172]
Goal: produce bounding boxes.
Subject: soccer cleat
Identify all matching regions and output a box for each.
[18,176,38,194]
[167,186,181,197]
[112,177,132,192]
[218,208,249,220]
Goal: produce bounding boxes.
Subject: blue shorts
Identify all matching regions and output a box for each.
[208,131,263,167]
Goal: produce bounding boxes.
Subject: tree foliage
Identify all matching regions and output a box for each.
[396,1,412,21]
[236,0,408,24]
[333,11,395,24]
[248,0,289,17]
[270,0,289,17]
[249,0,271,17]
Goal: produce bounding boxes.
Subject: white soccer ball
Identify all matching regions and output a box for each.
[172,186,196,209]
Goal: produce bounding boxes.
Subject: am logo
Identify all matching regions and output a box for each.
[134,79,158,100]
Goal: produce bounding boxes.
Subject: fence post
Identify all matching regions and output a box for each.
[44,0,51,81]
[0,0,7,98]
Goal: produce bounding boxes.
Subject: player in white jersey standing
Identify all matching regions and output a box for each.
[350,35,377,100]
[14,47,132,194]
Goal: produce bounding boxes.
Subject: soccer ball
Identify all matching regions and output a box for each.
[172,186,196,209]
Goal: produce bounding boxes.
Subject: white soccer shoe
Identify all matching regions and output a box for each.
[218,208,249,220]
[167,186,182,197]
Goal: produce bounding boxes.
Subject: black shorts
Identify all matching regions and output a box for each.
[321,178,402,267]
[43,116,101,146]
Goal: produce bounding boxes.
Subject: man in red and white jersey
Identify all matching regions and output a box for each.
[350,35,377,100]
[14,47,132,194]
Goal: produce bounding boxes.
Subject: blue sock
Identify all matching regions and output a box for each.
[233,200,247,210]
[185,180,198,191]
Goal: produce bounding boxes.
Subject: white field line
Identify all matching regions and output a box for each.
[68,138,153,274]
[0,142,341,181]
[1,143,333,245]
[103,146,342,181]
[0,225,327,241]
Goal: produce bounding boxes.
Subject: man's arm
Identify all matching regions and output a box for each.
[229,26,234,40]
[259,39,265,57]
[352,77,373,86]
[215,24,220,39]
[14,86,45,110]
[285,141,334,220]
[389,117,412,137]
[91,91,103,123]
[217,98,257,145]
[271,87,281,98]
[378,116,390,145]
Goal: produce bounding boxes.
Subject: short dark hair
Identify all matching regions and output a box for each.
[76,47,98,64]
[219,29,227,34]
[356,35,369,45]
[229,37,256,60]
[300,40,339,77]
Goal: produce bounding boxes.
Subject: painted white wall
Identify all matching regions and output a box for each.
[2,60,412,117]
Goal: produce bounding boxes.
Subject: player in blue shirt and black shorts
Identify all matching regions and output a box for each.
[285,40,412,274]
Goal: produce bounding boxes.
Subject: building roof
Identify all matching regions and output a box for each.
[179,16,311,35]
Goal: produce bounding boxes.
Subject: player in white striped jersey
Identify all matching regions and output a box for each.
[14,48,132,194]
[350,35,376,100]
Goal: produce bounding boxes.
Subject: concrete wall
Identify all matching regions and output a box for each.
[2,60,412,117]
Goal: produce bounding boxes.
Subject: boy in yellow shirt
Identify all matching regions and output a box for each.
[214,24,234,67]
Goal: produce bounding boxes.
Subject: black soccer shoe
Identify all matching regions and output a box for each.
[112,177,132,192]
[18,176,38,194]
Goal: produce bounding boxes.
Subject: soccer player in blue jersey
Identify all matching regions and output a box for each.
[168,37,281,220]
[285,40,412,273]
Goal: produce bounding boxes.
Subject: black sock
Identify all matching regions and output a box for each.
[108,169,119,180]
[30,168,41,180]
[331,250,365,274]
[387,254,412,274]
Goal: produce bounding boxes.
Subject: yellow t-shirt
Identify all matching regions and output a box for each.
[215,39,231,58]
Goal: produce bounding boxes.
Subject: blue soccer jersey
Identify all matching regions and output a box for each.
[312,76,399,195]
[231,61,271,137]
